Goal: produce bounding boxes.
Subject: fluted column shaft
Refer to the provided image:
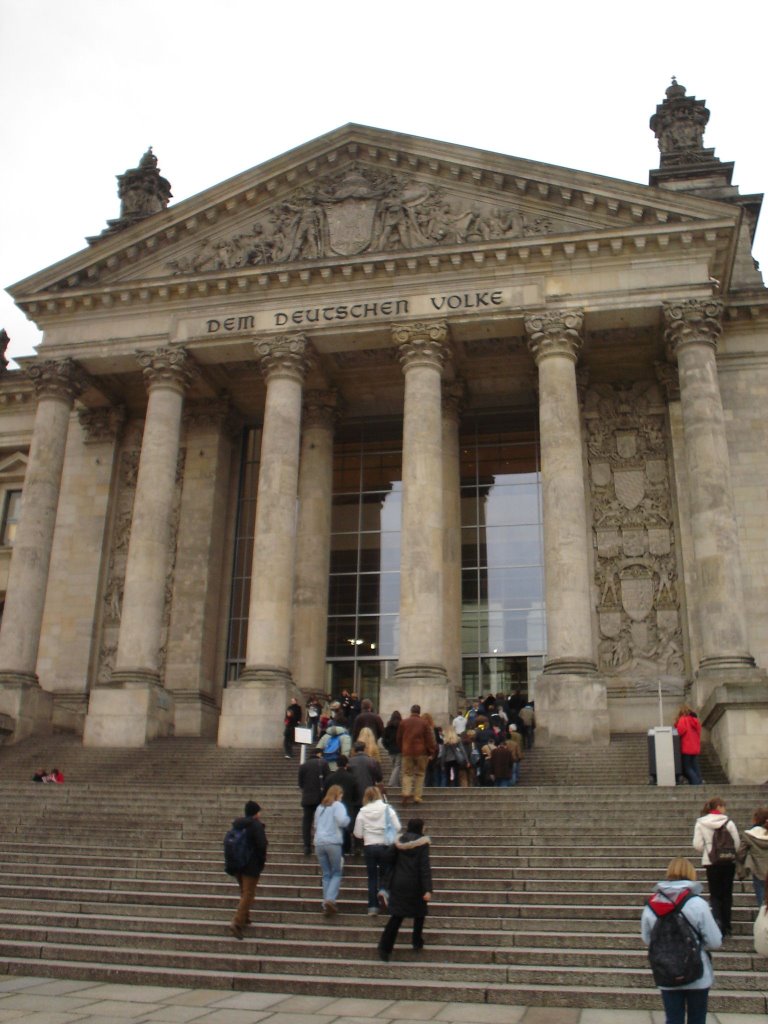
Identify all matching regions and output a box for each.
[394,321,448,673]
[0,359,86,680]
[526,311,596,674]
[442,382,464,700]
[114,347,198,679]
[664,299,754,670]
[243,334,312,676]
[291,389,338,693]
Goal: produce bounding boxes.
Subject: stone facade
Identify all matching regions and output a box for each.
[1,84,767,779]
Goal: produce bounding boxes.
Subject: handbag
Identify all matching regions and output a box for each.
[383,803,398,845]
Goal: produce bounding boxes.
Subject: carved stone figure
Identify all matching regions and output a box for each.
[167,162,557,274]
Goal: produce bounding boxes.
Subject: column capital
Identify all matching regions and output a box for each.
[26,357,89,404]
[303,388,341,430]
[392,320,449,372]
[137,345,199,394]
[525,310,584,364]
[255,333,314,383]
[664,298,723,357]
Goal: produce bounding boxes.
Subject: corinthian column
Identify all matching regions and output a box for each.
[218,333,313,747]
[525,311,608,745]
[385,320,449,720]
[0,359,87,742]
[291,389,339,696]
[442,380,465,707]
[84,346,198,746]
[664,300,761,674]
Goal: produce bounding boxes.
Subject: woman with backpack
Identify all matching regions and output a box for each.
[353,786,401,914]
[641,857,722,1024]
[693,796,740,937]
[754,872,768,957]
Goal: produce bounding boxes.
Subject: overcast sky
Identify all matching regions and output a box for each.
[1,0,766,367]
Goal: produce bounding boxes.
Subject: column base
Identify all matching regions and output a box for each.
[0,673,53,744]
[697,667,768,784]
[543,658,598,676]
[83,671,174,747]
[218,665,296,748]
[532,672,609,746]
[382,664,451,724]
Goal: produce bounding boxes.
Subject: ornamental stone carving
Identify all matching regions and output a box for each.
[303,389,340,430]
[78,406,127,445]
[255,333,314,383]
[585,381,685,681]
[525,310,584,363]
[664,298,724,356]
[392,320,449,372]
[650,80,710,165]
[27,358,89,403]
[167,163,556,273]
[137,346,199,394]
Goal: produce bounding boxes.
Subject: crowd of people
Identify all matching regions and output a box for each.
[237,691,768,991]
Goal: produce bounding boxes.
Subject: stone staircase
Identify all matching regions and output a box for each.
[0,733,764,1012]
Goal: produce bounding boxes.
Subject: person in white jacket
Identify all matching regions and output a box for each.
[641,857,722,1024]
[353,786,401,914]
[692,795,740,937]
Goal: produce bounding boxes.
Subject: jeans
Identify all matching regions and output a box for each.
[660,986,709,1024]
[495,778,512,787]
[681,753,703,785]
[511,761,520,785]
[316,843,344,903]
[363,843,391,908]
[388,753,401,787]
[752,872,766,908]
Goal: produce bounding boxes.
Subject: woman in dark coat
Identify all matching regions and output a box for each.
[377,818,433,961]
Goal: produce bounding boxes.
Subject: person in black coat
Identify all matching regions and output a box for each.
[229,800,268,939]
[377,818,433,961]
[298,750,329,855]
[323,755,359,855]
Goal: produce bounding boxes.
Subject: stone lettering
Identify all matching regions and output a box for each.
[430,291,504,311]
[224,317,235,330]
[207,319,221,333]
[237,316,255,330]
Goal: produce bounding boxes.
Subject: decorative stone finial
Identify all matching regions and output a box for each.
[0,329,9,372]
[650,80,711,167]
[88,148,172,244]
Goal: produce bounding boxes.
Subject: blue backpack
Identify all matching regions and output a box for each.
[323,733,342,762]
[223,823,252,876]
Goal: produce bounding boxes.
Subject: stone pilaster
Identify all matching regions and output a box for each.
[664,298,767,781]
[0,358,87,742]
[84,346,198,747]
[218,333,313,747]
[442,380,465,708]
[525,311,608,745]
[386,321,449,720]
[291,389,339,698]
[164,399,240,737]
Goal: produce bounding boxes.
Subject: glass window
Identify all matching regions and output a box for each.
[1,489,22,547]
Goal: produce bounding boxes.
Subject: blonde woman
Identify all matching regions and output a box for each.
[357,726,381,764]
[641,857,722,1023]
[313,785,350,915]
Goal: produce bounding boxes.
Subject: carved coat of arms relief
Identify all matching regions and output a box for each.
[166,163,560,274]
[585,382,685,682]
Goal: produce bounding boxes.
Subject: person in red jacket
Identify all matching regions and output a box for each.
[396,705,437,805]
[675,704,703,786]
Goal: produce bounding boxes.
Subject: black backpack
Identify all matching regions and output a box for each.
[709,821,737,865]
[223,822,252,876]
[647,891,704,987]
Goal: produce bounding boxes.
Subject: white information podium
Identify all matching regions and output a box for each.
[650,726,677,787]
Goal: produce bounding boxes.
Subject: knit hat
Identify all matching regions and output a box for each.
[244,800,261,817]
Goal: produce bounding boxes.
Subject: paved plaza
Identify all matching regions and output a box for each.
[0,977,765,1024]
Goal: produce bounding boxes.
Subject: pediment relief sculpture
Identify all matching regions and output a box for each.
[166,163,562,274]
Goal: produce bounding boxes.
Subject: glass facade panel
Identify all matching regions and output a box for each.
[227,413,544,698]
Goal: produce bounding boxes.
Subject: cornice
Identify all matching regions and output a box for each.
[15,219,739,323]
[9,127,741,301]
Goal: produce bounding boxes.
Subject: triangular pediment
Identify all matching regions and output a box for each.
[10,123,741,307]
